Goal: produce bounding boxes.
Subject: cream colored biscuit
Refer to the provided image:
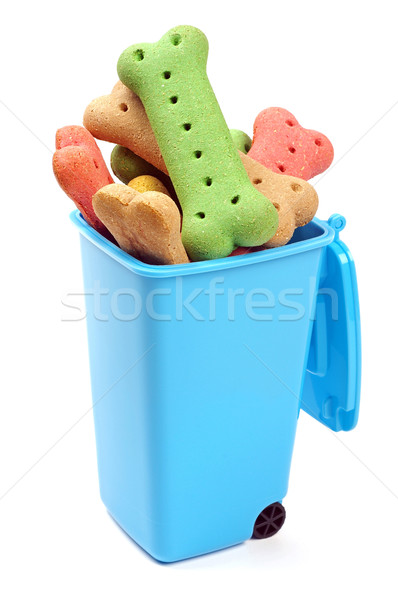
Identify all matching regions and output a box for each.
[85,83,318,247]
[92,184,189,265]
[128,175,171,197]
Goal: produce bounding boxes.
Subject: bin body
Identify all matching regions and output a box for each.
[74,213,335,562]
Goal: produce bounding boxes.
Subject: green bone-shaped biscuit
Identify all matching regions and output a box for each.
[229,129,252,154]
[111,128,251,184]
[117,25,278,261]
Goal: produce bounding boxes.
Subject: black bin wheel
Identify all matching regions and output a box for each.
[252,502,286,539]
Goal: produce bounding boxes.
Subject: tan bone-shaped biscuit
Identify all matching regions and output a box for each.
[240,152,318,247]
[92,184,189,265]
[84,83,318,247]
[84,82,166,173]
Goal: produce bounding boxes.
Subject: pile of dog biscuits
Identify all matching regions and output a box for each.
[53,25,334,265]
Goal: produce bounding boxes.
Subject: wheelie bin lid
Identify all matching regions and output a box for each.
[301,215,361,432]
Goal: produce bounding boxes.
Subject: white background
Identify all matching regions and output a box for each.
[1,1,397,598]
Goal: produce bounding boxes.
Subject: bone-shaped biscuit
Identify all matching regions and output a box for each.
[83,83,318,248]
[111,145,179,203]
[117,26,278,261]
[92,184,189,265]
[53,125,114,239]
[128,175,171,197]
[240,152,318,247]
[84,81,166,173]
[230,129,252,154]
[85,84,250,177]
[111,135,249,201]
[248,108,334,180]
[111,144,169,186]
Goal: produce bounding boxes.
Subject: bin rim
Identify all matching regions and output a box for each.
[70,210,336,278]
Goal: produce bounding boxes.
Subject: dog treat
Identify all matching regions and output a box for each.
[111,133,249,186]
[128,175,171,197]
[53,126,114,238]
[229,129,251,154]
[86,84,254,177]
[84,84,318,248]
[248,108,334,180]
[240,152,318,247]
[84,81,167,173]
[112,146,179,203]
[111,144,170,186]
[117,26,278,261]
[92,184,189,265]
[111,130,251,196]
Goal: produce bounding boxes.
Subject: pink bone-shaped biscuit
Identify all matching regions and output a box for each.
[248,108,334,180]
[53,126,114,238]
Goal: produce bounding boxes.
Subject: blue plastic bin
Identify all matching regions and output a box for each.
[71,210,361,562]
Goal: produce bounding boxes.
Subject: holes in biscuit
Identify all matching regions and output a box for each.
[170,33,182,46]
[314,139,322,146]
[204,177,212,186]
[93,160,99,169]
[288,147,296,153]
[133,49,144,61]
[253,178,262,185]
[285,119,294,127]
[277,164,286,172]
[291,183,303,193]
[231,195,240,204]
[120,103,128,112]
[170,96,178,104]
[196,212,205,219]
[163,71,171,79]
[183,123,192,131]
[194,150,202,159]
[273,202,281,211]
